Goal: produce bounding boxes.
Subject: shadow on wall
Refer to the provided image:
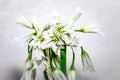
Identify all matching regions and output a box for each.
[0,68,22,80]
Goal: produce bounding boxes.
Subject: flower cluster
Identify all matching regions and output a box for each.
[17,7,100,80]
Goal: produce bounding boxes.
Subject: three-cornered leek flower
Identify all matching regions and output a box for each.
[21,61,36,80]
[16,16,34,29]
[66,7,82,27]
[52,69,67,80]
[81,47,95,72]
[16,16,39,31]
[29,31,50,49]
[68,69,77,80]
[75,25,102,35]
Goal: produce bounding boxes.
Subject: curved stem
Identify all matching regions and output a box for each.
[70,47,75,70]
[49,48,56,71]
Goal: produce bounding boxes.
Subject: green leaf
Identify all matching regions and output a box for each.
[44,69,49,80]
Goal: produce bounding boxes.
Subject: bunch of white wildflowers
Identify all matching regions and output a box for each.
[17,7,101,80]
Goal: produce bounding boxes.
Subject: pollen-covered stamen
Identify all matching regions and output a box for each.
[51,34,59,42]
[39,35,45,43]
[56,26,65,34]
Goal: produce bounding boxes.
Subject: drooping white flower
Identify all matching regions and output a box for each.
[81,47,95,72]
[21,61,36,80]
[52,69,67,80]
[68,70,77,80]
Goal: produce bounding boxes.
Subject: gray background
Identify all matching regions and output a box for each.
[0,0,120,80]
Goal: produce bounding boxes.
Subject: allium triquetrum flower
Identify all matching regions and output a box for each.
[21,61,36,80]
[75,24,103,35]
[52,69,67,80]
[81,46,95,72]
[68,47,77,80]
[29,31,50,49]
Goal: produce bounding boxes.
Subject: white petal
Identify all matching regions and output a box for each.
[66,7,82,26]
[16,16,34,29]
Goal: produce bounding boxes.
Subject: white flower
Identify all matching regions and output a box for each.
[21,61,36,80]
[16,16,34,29]
[75,24,103,36]
[49,7,82,32]
[52,69,67,80]
[16,16,40,32]
[65,7,82,27]
[50,11,61,25]
[61,34,79,47]
[29,31,50,49]
[81,47,95,72]
[47,7,82,47]
[21,69,36,80]
[68,70,77,80]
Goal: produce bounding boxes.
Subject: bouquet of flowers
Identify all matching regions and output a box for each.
[17,8,101,80]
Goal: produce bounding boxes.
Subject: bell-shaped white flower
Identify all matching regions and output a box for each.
[68,47,77,80]
[81,47,95,72]
[68,69,77,80]
[52,69,67,80]
[21,61,36,80]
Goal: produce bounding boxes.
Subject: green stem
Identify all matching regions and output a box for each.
[26,45,33,62]
[49,48,56,71]
[60,45,66,75]
[44,69,49,80]
[70,47,75,70]
[26,39,33,62]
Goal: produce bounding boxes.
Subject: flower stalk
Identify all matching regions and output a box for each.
[68,47,77,80]
[60,45,67,76]
[44,67,49,80]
